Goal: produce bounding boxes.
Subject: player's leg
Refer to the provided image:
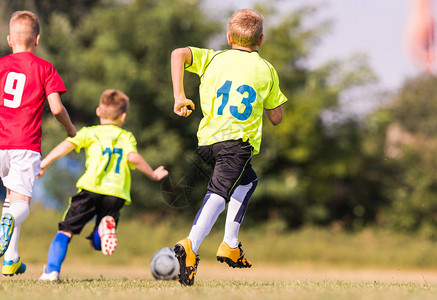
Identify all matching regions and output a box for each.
[39,230,72,281]
[175,191,224,286]
[1,150,39,276]
[175,140,252,285]
[191,140,253,253]
[2,195,31,275]
[217,168,258,268]
[0,198,13,257]
[174,145,213,286]
[88,194,124,256]
[1,197,27,276]
[187,191,226,254]
[2,225,26,276]
[40,190,96,280]
[174,144,226,286]
[91,227,102,251]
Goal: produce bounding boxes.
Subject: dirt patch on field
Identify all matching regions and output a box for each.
[10,262,437,284]
[199,263,437,284]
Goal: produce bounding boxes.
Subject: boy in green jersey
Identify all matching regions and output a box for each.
[38,89,168,281]
[172,9,287,285]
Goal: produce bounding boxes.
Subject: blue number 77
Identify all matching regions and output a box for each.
[103,147,123,174]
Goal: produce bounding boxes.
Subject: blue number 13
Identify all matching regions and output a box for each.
[103,147,123,174]
[217,80,256,121]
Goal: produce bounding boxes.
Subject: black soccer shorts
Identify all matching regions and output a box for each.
[198,139,255,202]
[58,189,125,238]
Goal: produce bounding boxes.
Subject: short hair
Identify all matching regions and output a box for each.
[228,9,263,47]
[99,89,130,120]
[9,11,40,47]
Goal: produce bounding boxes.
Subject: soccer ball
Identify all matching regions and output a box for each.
[150,247,180,280]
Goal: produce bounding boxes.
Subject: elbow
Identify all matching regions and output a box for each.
[271,118,282,126]
[50,102,66,116]
[171,48,184,60]
[267,108,283,126]
[171,47,191,64]
[171,49,179,59]
[127,152,140,166]
[52,107,65,117]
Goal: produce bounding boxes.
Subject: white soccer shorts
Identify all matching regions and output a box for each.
[0,149,41,197]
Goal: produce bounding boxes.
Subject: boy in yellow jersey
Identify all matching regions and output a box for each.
[37,89,168,281]
[171,9,287,286]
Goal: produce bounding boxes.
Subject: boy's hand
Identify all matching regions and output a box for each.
[153,166,169,181]
[37,165,47,179]
[174,98,195,117]
[36,141,75,179]
[37,157,51,179]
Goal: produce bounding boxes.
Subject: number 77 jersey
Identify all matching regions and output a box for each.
[66,125,138,204]
[0,52,66,153]
[185,47,288,155]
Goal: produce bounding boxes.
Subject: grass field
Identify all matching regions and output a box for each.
[1,208,437,299]
[1,263,437,300]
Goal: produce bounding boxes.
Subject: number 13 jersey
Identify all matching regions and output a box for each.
[0,52,66,153]
[185,47,288,155]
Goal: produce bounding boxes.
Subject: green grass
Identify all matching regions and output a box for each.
[1,279,436,300]
[18,207,437,269]
[2,208,437,299]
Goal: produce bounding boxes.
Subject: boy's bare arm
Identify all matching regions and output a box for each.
[37,140,76,179]
[264,106,283,126]
[47,92,76,137]
[171,47,195,117]
[127,152,168,181]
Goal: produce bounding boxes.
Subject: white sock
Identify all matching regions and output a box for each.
[223,198,242,248]
[4,225,20,262]
[8,200,30,225]
[223,181,256,248]
[188,192,225,254]
[3,201,29,263]
[2,198,10,214]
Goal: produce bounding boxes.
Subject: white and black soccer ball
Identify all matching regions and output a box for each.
[150,247,180,280]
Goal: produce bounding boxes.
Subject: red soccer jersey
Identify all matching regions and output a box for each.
[0,52,66,153]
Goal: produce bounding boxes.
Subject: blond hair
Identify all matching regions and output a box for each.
[99,89,130,120]
[9,11,40,47]
[228,9,263,47]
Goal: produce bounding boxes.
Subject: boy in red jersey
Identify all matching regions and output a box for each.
[0,11,76,276]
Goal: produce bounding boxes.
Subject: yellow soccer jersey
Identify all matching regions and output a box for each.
[66,125,138,204]
[185,47,287,154]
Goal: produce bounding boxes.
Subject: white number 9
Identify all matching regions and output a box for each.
[3,72,26,108]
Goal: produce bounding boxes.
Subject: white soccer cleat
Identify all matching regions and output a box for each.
[38,265,59,281]
[98,216,117,256]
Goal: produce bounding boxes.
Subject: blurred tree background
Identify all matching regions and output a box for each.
[1,0,435,236]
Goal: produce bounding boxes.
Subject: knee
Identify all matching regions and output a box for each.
[91,229,101,250]
[240,168,258,186]
[58,230,73,239]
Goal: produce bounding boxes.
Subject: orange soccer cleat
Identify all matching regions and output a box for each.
[216,242,252,268]
[174,238,199,286]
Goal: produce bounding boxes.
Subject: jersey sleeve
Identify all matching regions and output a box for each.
[263,64,288,110]
[185,47,217,76]
[44,63,66,96]
[66,127,89,152]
